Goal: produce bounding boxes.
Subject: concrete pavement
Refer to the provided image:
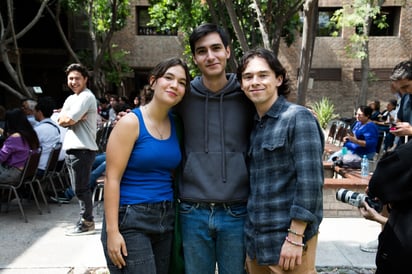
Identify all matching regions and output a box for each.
[0,198,381,274]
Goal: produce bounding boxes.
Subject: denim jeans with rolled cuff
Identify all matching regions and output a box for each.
[179,201,247,274]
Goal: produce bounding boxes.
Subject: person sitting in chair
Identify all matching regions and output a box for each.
[328,105,379,165]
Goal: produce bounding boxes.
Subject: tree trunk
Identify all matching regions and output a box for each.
[297,0,318,106]
[359,10,373,106]
[224,0,249,52]
[252,0,270,49]
[359,42,370,106]
[359,0,385,106]
[0,0,49,99]
[46,1,81,64]
[205,0,220,25]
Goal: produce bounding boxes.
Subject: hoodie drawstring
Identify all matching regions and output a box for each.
[219,94,227,183]
[204,94,209,153]
[203,92,227,183]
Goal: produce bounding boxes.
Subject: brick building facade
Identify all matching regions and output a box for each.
[114,0,411,117]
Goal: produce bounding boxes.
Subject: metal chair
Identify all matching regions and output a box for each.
[38,142,63,206]
[326,121,338,143]
[96,121,112,153]
[0,147,43,222]
[92,176,105,215]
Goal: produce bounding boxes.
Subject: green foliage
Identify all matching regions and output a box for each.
[148,0,211,76]
[104,44,133,86]
[62,0,131,94]
[330,0,387,60]
[147,0,304,76]
[282,13,303,46]
[310,97,339,129]
[64,0,130,33]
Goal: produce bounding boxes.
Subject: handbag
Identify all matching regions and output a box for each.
[368,140,412,204]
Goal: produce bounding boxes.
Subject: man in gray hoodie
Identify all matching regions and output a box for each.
[175,23,255,274]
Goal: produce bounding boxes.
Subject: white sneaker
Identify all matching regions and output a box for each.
[360,239,378,253]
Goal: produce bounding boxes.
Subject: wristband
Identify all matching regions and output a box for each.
[285,236,306,248]
[287,228,305,238]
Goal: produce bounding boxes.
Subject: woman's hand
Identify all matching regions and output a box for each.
[107,231,128,269]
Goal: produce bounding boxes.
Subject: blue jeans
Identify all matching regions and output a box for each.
[179,201,247,274]
[65,149,96,221]
[89,153,106,189]
[101,201,175,274]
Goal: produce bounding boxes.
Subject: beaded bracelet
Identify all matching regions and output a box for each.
[285,236,306,248]
[287,228,305,238]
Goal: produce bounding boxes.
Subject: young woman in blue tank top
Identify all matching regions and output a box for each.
[101,58,190,274]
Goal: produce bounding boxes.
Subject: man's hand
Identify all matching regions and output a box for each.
[359,201,387,225]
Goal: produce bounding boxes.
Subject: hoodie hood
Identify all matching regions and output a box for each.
[190,73,240,97]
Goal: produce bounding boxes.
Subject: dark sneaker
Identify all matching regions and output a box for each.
[50,196,71,204]
[65,219,95,236]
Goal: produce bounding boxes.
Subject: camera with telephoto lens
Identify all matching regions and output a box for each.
[335,188,383,213]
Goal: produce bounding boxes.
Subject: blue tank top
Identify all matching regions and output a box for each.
[119,108,181,205]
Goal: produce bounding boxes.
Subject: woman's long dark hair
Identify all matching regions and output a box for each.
[4,108,40,149]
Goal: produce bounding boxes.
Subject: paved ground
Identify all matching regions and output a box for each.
[0,198,381,274]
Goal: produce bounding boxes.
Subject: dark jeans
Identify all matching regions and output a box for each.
[65,149,96,222]
[101,201,175,274]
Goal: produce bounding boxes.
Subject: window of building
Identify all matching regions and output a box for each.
[353,68,393,81]
[136,6,177,36]
[317,7,341,37]
[310,68,342,81]
[369,6,401,36]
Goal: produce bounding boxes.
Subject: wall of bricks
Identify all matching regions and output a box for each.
[113,0,412,117]
[280,0,412,117]
[112,0,184,71]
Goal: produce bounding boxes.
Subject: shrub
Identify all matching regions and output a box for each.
[310,97,339,129]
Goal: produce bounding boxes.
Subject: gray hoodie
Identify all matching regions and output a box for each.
[175,73,255,203]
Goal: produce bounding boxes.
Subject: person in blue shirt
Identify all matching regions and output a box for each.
[343,105,379,160]
[101,57,190,274]
[237,48,324,274]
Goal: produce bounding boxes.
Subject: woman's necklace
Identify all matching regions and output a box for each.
[144,106,165,140]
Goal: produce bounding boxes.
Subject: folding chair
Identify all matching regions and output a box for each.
[0,147,43,222]
[92,175,105,215]
[96,121,112,153]
[326,121,338,143]
[38,142,63,206]
[53,160,70,191]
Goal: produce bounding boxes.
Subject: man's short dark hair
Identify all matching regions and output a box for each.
[65,63,89,79]
[189,23,229,55]
[390,60,412,81]
[35,96,56,118]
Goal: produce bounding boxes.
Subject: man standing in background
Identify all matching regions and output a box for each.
[58,63,98,235]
